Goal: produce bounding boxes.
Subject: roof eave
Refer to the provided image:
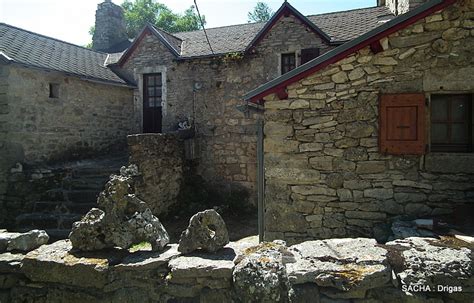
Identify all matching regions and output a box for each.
[244,0,456,102]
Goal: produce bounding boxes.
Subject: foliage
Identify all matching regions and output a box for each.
[222,52,245,63]
[248,2,274,23]
[121,0,205,38]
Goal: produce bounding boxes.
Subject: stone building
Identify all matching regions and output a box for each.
[1,0,472,241]
[0,23,137,228]
[111,1,394,202]
[245,0,474,243]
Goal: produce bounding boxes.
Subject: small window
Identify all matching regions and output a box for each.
[431,94,472,152]
[281,53,296,75]
[49,83,59,98]
[301,48,320,65]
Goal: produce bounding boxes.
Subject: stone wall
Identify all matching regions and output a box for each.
[0,65,136,227]
[4,65,135,164]
[128,134,185,215]
[119,14,334,203]
[0,236,472,302]
[263,0,474,243]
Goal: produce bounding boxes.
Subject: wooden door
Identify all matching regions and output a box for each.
[143,73,163,133]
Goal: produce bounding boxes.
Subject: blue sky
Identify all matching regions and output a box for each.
[0,0,376,46]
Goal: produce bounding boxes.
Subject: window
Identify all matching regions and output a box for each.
[379,94,426,155]
[281,53,296,75]
[431,94,472,152]
[49,83,59,98]
[301,48,320,65]
[143,74,162,108]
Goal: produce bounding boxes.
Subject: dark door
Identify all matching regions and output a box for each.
[143,73,163,133]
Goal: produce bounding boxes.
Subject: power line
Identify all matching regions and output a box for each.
[193,0,214,55]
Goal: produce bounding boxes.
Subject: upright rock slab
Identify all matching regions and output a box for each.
[233,241,292,303]
[69,165,169,252]
[178,209,229,254]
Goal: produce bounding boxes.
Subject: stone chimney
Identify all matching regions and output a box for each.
[92,0,129,52]
[379,0,429,15]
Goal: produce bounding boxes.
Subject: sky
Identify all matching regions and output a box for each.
[0,0,376,47]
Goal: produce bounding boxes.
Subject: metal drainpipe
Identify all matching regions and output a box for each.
[257,118,265,243]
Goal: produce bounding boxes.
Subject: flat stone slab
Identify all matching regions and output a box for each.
[168,247,236,279]
[114,244,180,272]
[287,238,390,291]
[22,240,124,289]
[385,237,473,287]
[0,252,25,273]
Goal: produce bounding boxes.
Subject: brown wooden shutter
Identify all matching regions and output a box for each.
[379,94,426,155]
[301,48,320,65]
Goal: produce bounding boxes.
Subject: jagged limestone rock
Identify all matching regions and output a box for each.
[178,209,229,254]
[69,165,169,252]
[233,241,292,303]
[0,229,49,253]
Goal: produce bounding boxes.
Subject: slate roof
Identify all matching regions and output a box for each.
[153,6,394,59]
[0,23,129,85]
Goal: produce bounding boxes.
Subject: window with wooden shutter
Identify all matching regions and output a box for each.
[301,48,320,65]
[379,94,426,155]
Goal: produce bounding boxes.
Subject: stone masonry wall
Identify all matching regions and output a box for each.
[0,236,472,302]
[128,134,184,215]
[5,66,136,164]
[263,0,474,244]
[0,65,136,227]
[120,14,334,203]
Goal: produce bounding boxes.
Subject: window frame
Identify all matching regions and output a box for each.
[430,93,473,153]
[281,52,296,75]
[143,73,163,108]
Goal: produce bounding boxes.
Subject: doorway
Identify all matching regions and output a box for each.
[143,73,163,133]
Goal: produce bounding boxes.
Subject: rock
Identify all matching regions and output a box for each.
[69,164,170,252]
[233,242,292,303]
[289,283,320,303]
[0,230,49,253]
[21,240,115,289]
[373,57,398,66]
[287,238,390,291]
[363,188,393,200]
[385,237,473,288]
[331,71,349,84]
[326,173,344,189]
[178,209,229,254]
[0,252,25,273]
[390,221,436,239]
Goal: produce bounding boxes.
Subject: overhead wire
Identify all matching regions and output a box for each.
[193,0,214,54]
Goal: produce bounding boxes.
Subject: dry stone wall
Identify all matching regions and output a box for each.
[0,236,472,302]
[119,15,334,203]
[127,134,185,215]
[263,0,474,243]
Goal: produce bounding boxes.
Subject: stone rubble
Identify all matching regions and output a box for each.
[69,164,169,251]
[0,229,49,253]
[178,209,229,254]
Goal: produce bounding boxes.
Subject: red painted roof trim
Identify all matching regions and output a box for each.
[247,0,457,103]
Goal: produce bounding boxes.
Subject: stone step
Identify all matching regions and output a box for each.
[67,177,108,190]
[16,213,83,230]
[33,201,96,214]
[64,190,100,204]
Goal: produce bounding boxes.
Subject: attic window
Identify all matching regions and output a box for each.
[281,53,296,75]
[49,83,60,98]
